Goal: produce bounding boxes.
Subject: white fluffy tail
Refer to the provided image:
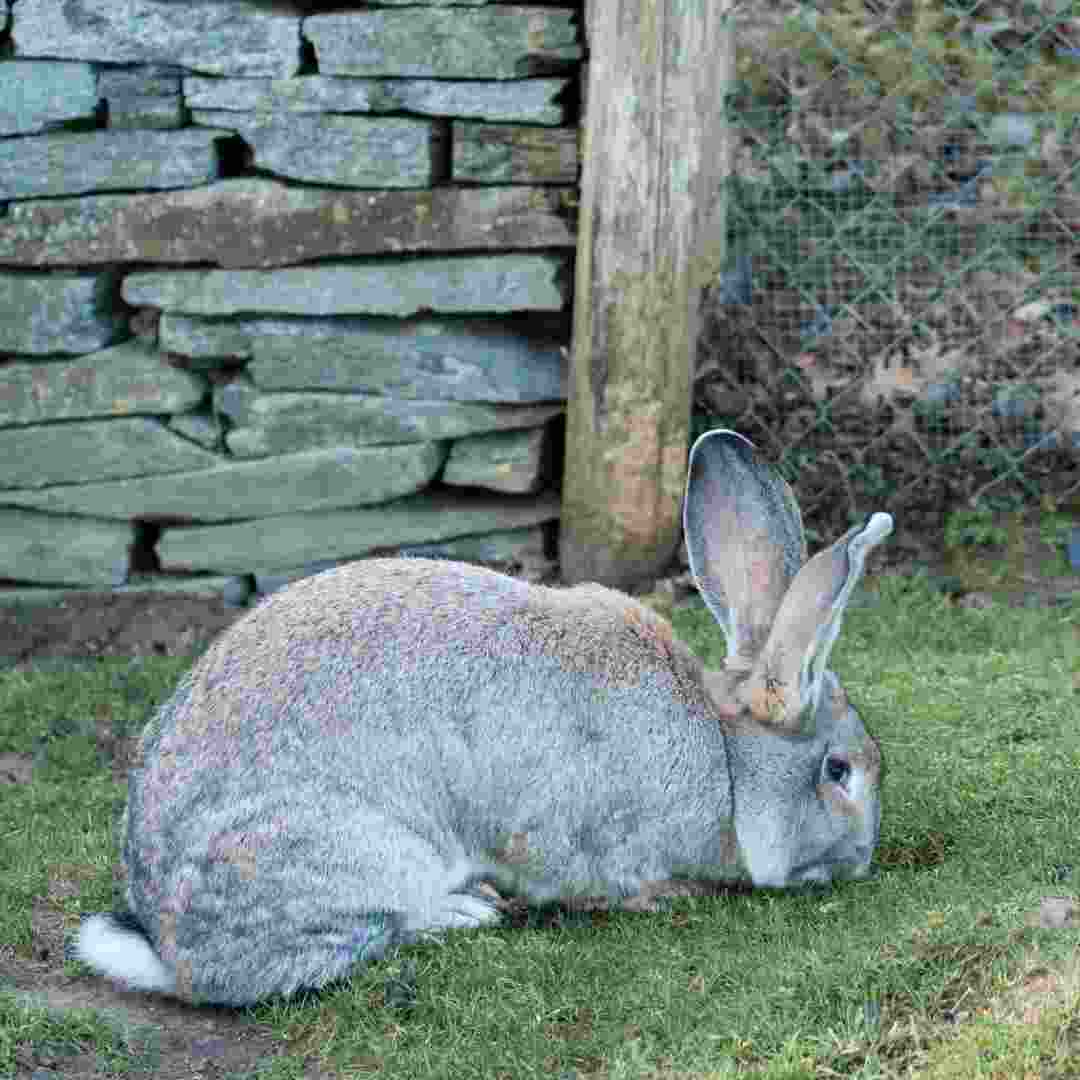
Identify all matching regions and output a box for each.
[76,913,177,996]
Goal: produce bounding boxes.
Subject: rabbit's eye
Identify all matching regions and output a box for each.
[824,755,851,784]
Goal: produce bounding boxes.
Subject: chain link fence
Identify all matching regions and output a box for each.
[697,0,1080,549]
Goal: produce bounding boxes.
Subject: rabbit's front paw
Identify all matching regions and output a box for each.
[431,891,503,931]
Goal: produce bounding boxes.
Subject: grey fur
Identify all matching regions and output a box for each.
[77,428,893,1005]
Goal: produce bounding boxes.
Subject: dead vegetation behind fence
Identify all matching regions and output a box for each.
[698,0,1080,546]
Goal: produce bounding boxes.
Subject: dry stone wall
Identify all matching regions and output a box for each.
[0,0,581,605]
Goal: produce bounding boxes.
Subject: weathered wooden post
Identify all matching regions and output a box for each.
[559,0,734,586]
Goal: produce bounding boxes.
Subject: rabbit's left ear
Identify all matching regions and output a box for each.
[736,513,893,733]
[683,430,807,665]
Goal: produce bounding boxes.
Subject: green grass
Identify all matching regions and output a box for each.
[942,506,1076,594]
[0,990,157,1076]
[0,657,191,954]
[2,575,1079,1078]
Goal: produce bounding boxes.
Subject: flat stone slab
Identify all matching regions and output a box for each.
[0,510,132,587]
[393,525,549,565]
[192,112,440,187]
[123,255,568,316]
[160,314,568,402]
[13,0,301,78]
[0,180,575,269]
[0,128,233,200]
[0,576,245,607]
[2,445,446,522]
[213,379,563,456]
[98,66,183,99]
[0,61,98,136]
[0,341,205,426]
[443,426,552,493]
[109,97,185,130]
[97,64,184,130]
[253,525,548,596]
[453,122,578,183]
[169,412,223,450]
[0,418,219,489]
[0,272,125,355]
[307,9,582,79]
[183,75,570,124]
[159,489,560,573]
[356,0,492,7]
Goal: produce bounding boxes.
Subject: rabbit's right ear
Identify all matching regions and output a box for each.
[683,430,807,665]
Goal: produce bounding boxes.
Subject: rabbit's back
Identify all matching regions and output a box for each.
[132,557,715,783]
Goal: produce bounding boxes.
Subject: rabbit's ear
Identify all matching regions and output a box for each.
[737,512,893,733]
[683,430,807,663]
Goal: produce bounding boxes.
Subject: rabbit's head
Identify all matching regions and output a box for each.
[684,430,892,888]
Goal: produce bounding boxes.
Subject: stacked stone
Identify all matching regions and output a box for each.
[0,0,581,602]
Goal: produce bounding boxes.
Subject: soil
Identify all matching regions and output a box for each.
[0,591,245,670]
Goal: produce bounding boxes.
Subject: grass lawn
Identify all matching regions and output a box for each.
[1,572,1078,1078]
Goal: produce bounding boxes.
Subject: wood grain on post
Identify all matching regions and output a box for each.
[560,0,733,586]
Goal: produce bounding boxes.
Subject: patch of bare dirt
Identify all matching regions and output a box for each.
[2,925,310,1079]
[0,591,246,669]
[3,966,307,1080]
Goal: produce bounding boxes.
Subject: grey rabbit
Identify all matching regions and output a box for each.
[77,429,893,1005]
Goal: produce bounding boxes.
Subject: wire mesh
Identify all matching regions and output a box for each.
[698,0,1080,546]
